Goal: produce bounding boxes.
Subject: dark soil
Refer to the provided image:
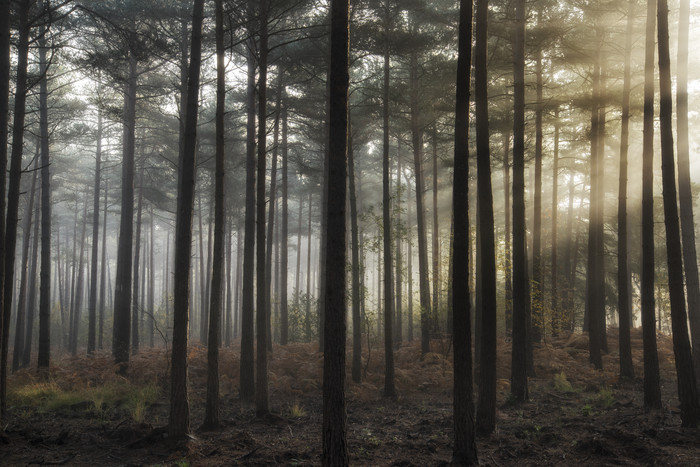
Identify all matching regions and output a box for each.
[2,328,699,466]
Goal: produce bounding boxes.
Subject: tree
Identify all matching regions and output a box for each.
[616,0,634,379]
[474,0,496,436]
[510,0,529,402]
[169,0,205,440]
[656,0,700,426]
[87,102,103,356]
[203,0,226,430]
[0,0,8,423]
[322,0,349,463]
[452,0,477,463]
[641,0,661,410]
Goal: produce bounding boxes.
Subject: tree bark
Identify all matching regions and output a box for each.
[281,94,289,346]
[21,174,40,368]
[88,105,103,356]
[349,121,362,383]
[657,0,700,426]
[131,166,144,354]
[322,0,350,463]
[532,11,544,342]
[452,0,478,462]
[98,180,108,350]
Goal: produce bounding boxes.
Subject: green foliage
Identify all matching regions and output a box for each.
[287,291,319,342]
[553,372,576,393]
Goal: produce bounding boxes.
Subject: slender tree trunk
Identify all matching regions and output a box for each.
[131,166,144,354]
[21,179,40,368]
[410,51,431,356]
[616,0,635,378]
[407,184,413,342]
[475,0,496,435]
[88,107,103,356]
[306,193,313,341]
[432,128,440,332]
[13,162,37,371]
[532,11,544,342]
[2,0,29,416]
[322,0,350,462]
[281,92,289,346]
[72,193,89,356]
[675,0,700,388]
[452,0,478,462]
[511,0,530,401]
[349,121,362,383]
[657,0,700,425]
[0,0,10,417]
[169,0,204,439]
[98,181,108,350]
[239,0,257,402]
[395,148,403,346]
[296,196,303,308]
[641,0,661,409]
[503,131,512,337]
[203,0,225,428]
[112,50,137,373]
[148,208,154,347]
[381,9,395,398]
[256,0,270,416]
[225,223,233,346]
[551,109,559,336]
[198,194,206,343]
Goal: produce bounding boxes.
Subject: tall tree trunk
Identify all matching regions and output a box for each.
[98,180,108,350]
[410,51,431,356]
[503,131,512,337]
[395,148,403,346]
[169,0,204,439]
[322,0,350,462]
[407,184,413,342]
[675,0,700,388]
[131,166,144,354]
[239,0,257,403]
[349,121,362,383]
[112,50,137,373]
[266,82,282,352]
[306,193,313,341]
[148,208,154,347]
[550,109,560,336]
[88,107,103,356]
[256,0,270,416]
[381,8,395,399]
[432,129,440,332]
[616,0,635,378]
[198,194,206,343]
[281,92,289,346]
[641,0,661,409]
[72,193,89,356]
[657,0,700,426]
[452,0,478,462]
[511,0,530,402]
[532,11,544,342]
[22,188,40,367]
[203,0,225,428]
[0,0,10,416]
[1,0,29,416]
[13,161,38,371]
[475,0,496,435]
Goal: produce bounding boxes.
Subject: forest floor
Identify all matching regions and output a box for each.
[1,328,699,466]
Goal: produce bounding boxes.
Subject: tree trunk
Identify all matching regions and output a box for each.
[503,131,512,337]
[322,0,350,462]
[675,0,700,389]
[475,0,496,435]
[21,177,40,368]
[169,0,204,439]
[1,0,29,416]
[0,0,10,415]
[266,82,282,352]
[88,106,103,356]
[657,0,700,426]
[306,193,313,341]
[349,120,362,383]
[511,0,530,402]
[550,109,560,336]
[410,51,431,356]
[239,0,257,402]
[148,208,154,347]
[381,9,395,398]
[407,184,413,342]
[71,193,88,356]
[432,129,440,332]
[616,0,635,378]
[641,0,661,409]
[198,194,206,343]
[452,0,478,462]
[281,92,289,346]
[98,180,108,350]
[112,50,137,373]
[203,0,225,428]
[13,161,38,371]
[395,147,403,346]
[256,0,270,416]
[131,166,144,354]
[532,11,544,342]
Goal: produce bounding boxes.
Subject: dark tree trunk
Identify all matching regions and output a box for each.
[452,0,477,463]
[475,0,496,435]
[71,194,88,356]
[432,129,440,332]
[550,109,560,336]
[675,0,700,388]
[322,0,350,463]
[532,13,544,342]
[617,0,635,379]
[169,0,204,439]
[98,180,108,350]
[203,0,225,429]
[13,162,38,371]
[131,166,144,354]
[1,0,29,416]
[88,107,103,356]
[381,9,395,399]
[407,185,413,342]
[239,0,257,403]
[21,177,40,368]
[0,0,9,394]
[281,95,289,346]
[657,0,700,426]
[306,193,313,341]
[641,0,661,409]
[511,0,529,402]
[410,51,431,356]
[395,146,403,346]
[349,122,362,383]
[148,209,154,347]
[198,194,206,342]
[503,131,512,337]
[112,51,137,373]
[256,0,270,416]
